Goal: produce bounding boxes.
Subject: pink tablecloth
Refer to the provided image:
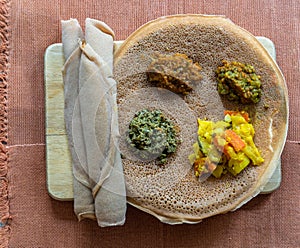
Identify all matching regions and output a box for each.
[0,0,299,247]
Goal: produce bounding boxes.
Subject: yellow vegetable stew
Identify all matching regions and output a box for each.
[189,111,264,179]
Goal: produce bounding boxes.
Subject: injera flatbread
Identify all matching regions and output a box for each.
[114,15,288,224]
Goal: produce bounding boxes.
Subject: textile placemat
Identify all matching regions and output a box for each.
[1,0,299,247]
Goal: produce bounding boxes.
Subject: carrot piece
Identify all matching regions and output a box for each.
[205,160,217,172]
[225,129,246,152]
[224,110,250,122]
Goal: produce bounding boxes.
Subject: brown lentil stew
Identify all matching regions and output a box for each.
[147,53,202,95]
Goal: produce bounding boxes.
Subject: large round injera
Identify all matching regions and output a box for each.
[114,15,288,224]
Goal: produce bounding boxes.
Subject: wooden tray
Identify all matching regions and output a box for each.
[44,37,281,201]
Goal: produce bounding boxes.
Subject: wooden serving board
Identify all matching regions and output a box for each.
[44,37,281,201]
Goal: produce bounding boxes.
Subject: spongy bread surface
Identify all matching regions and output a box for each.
[114,15,288,223]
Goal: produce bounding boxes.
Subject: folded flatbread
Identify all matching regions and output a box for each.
[114,15,288,223]
[62,18,126,227]
[62,19,95,221]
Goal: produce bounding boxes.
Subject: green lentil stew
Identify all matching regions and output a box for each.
[216,60,262,104]
[126,109,179,164]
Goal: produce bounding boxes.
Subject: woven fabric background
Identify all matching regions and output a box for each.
[1,0,299,247]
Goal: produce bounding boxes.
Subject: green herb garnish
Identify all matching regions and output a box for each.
[127,109,179,164]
